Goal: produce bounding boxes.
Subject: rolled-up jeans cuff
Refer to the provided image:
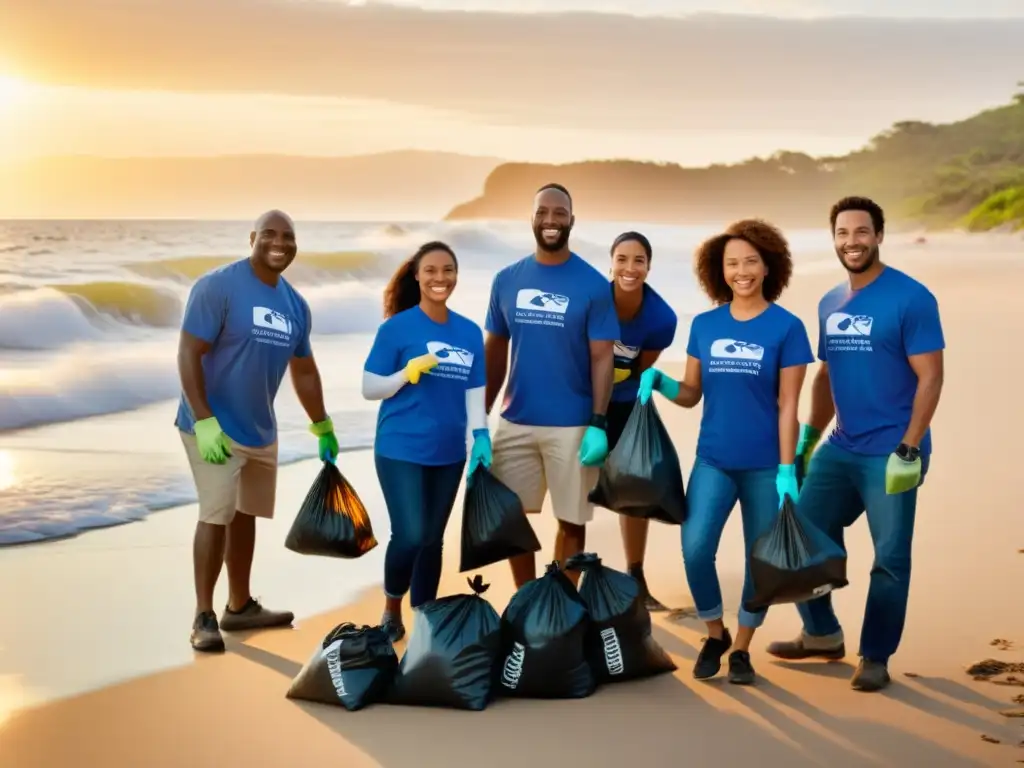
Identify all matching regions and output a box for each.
[738,607,767,629]
[696,604,724,622]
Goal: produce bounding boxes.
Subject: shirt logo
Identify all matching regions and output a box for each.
[425,340,473,381]
[613,341,640,360]
[825,312,873,336]
[515,289,570,314]
[710,338,765,361]
[252,306,292,334]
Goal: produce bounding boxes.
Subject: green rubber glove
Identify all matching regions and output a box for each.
[885,452,922,495]
[194,416,232,464]
[578,425,609,466]
[637,367,680,405]
[795,423,822,488]
[309,417,339,463]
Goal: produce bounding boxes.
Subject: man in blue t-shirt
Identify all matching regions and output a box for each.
[175,210,340,653]
[765,197,945,692]
[484,184,620,588]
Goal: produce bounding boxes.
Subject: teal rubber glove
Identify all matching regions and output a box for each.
[637,367,681,405]
[885,451,921,495]
[776,463,799,508]
[466,429,492,485]
[578,425,609,466]
[309,417,339,463]
[795,423,822,488]
[194,416,232,464]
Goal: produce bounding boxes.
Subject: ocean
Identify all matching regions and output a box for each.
[0,218,841,546]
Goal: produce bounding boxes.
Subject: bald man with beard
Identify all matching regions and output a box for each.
[175,210,339,652]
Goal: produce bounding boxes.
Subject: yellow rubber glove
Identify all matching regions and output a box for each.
[194,416,232,464]
[405,353,439,384]
[613,367,632,384]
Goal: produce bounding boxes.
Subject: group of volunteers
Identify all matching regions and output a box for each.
[173,187,945,696]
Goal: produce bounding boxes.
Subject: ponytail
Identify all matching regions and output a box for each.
[382,240,458,318]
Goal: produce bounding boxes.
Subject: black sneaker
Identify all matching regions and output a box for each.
[728,650,756,685]
[693,628,733,680]
[191,611,225,653]
[380,613,405,643]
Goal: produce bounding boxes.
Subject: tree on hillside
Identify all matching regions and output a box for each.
[1015,81,1024,103]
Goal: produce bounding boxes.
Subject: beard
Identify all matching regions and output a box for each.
[835,244,879,274]
[533,223,571,253]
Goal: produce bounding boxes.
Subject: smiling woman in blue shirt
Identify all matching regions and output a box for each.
[638,219,814,686]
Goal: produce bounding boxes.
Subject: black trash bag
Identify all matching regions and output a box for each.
[587,399,686,525]
[285,460,378,558]
[565,552,677,683]
[286,622,398,711]
[387,575,502,711]
[743,495,849,614]
[460,466,541,571]
[495,562,596,699]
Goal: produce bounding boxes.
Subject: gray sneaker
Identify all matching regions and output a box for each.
[219,597,294,632]
[765,630,846,661]
[191,611,225,653]
[851,658,891,692]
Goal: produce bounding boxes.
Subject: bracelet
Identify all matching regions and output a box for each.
[589,414,608,430]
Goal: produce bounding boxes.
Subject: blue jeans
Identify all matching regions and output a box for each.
[681,458,780,629]
[795,442,929,663]
[374,454,465,608]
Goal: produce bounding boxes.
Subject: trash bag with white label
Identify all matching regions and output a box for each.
[460,467,541,571]
[386,575,502,711]
[565,552,676,683]
[286,622,398,711]
[743,495,849,613]
[495,561,596,699]
[285,461,378,558]
[588,399,686,525]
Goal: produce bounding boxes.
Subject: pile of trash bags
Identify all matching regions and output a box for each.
[286,554,677,712]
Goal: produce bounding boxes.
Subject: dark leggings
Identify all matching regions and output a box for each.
[374,454,466,608]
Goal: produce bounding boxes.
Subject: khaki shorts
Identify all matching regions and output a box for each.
[490,418,598,526]
[180,431,278,525]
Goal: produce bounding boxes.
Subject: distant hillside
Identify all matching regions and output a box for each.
[0,151,502,220]
[446,94,1024,231]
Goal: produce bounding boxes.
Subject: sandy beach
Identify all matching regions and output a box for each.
[1,235,1023,767]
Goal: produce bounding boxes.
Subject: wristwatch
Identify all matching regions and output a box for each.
[895,443,920,462]
[589,414,608,430]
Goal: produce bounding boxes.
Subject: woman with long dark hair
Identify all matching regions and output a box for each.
[638,219,813,685]
[361,241,490,641]
[601,231,678,611]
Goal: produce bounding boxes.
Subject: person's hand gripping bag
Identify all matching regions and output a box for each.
[495,562,596,700]
[743,495,849,613]
[460,466,541,572]
[565,552,676,683]
[286,622,398,711]
[587,399,686,525]
[285,460,378,558]
[386,575,502,711]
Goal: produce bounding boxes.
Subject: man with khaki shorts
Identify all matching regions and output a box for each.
[175,210,339,652]
[483,184,619,588]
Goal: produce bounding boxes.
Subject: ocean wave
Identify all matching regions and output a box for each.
[125,250,388,284]
[0,343,181,432]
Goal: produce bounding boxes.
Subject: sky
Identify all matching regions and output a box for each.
[0,0,1021,171]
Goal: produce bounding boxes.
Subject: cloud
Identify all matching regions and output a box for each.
[3,0,1022,136]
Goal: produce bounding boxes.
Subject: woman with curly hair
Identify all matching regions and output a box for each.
[361,241,490,641]
[637,219,813,685]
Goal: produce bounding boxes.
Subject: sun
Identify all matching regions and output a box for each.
[0,75,29,113]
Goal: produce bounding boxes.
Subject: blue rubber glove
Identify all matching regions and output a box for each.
[776,464,799,507]
[578,425,609,466]
[637,367,681,405]
[795,423,822,488]
[466,428,492,486]
[885,451,921,495]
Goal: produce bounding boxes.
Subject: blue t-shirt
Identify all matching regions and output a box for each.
[817,266,945,457]
[485,253,620,427]
[611,283,678,403]
[174,259,312,448]
[364,306,485,466]
[687,303,814,470]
